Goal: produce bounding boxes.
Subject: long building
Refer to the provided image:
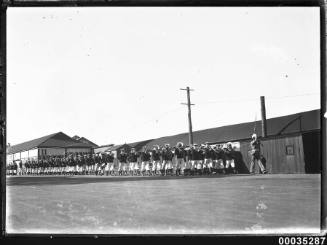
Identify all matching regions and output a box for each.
[140,109,320,174]
[7,132,96,164]
[104,109,319,174]
[7,109,321,174]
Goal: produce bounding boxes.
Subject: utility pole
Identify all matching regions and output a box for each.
[180,87,194,145]
[260,96,267,138]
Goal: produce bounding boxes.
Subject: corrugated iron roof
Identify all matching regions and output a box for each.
[128,139,153,151]
[8,132,94,155]
[72,135,98,148]
[94,145,114,153]
[143,109,320,148]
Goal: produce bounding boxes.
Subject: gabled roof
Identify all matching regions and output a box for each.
[72,135,98,148]
[108,144,128,151]
[128,139,153,151]
[7,132,59,155]
[143,109,320,148]
[94,144,114,154]
[8,132,94,155]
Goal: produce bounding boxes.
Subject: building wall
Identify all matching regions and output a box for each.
[28,149,38,159]
[38,147,66,156]
[240,134,305,174]
[13,152,20,160]
[94,146,112,154]
[7,148,38,164]
[66,148,92,154]
[7,147,92,165]
[20,150,28,159]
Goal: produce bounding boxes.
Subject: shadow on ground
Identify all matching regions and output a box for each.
[6,174,251,186]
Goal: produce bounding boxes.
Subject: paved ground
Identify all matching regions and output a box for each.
[6,174,321,234]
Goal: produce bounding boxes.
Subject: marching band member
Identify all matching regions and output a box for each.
[195,144,204,175]
[162,144,173,176]
[118,148,128,176]
[173,142,185,176]
[187,144,197,176]
[151,145,161,176]
[106,151,115,176]
[224,142,236,174]
[128,148,139,176]
[203,143,213,175]
[140,146,151,176]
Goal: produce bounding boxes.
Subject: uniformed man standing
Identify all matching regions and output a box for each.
[151,145,161,176]
[118,148,128,176]
[249,133,267,174]
[187,144,196,176]
[162,144,173,176]
[140,146,151,176]
[173,142,185,176]
[223,143,237,174]
[128,148,139,176]
[195,145,204,175]
[106,151,115,176]
[203,143,213,175]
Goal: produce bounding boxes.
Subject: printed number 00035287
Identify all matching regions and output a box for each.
[279,237,326,245]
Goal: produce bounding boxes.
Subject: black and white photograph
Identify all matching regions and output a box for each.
[3,5,324,235]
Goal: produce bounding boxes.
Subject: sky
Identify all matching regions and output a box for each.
[7,7,320,146]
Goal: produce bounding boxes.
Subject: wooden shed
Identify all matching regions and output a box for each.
[240,133,305,173]
[140,109,321,174]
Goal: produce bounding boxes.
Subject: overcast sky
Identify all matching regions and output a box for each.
[7,7,320,146]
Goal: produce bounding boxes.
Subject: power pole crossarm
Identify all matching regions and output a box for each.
[180,86,194,145]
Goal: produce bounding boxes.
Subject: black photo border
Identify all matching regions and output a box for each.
[0,1,325,244]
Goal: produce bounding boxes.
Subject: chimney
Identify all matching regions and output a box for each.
[260,96,267,137]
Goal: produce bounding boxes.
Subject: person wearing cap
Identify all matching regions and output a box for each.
[118,148,128,176]
[151,145,161,176]
[140,146,151,176]
[80,154,85,175]
[157,146,164,175]
[76,154,82,175]
[249,133,267,174]
[99,153,106,176]
[82,154,90,175]
[211,145,218,174]
[78,154,83,175]
[160,145,167,175]
[66,155,71,175]
[203,143,213,175]
[106,151,115,176]
[192,144,201,175]
[73,154,77,175]
[183,145,192,176]
[187,144,197,175]
[84,154,91,175]
[128,148,139,176]
[215,144,226,174]
[103,152,110,176]
[161,144,173,176]
[222,142,235,174]
[173,142,185,176]
[94,153,99,175]
[92,153,98,175]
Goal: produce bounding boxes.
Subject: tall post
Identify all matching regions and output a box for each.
[180,87,194,145]
[260,96,267,138]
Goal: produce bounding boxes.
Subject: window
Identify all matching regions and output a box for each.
[286,145,294,155]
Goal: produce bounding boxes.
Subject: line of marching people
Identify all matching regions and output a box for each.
[6,142,243,176]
